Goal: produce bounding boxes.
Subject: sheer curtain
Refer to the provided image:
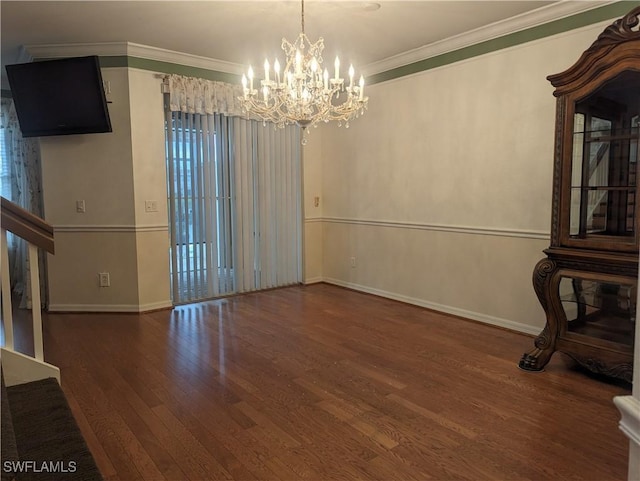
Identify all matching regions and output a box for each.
[165,75,302,303]
[0,97,46,308]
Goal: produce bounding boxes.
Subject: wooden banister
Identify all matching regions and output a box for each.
[0,197,54,254]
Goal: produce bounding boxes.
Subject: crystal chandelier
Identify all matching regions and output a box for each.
[239,0,368,143]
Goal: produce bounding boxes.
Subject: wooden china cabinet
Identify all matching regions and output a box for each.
[519,6,640,383]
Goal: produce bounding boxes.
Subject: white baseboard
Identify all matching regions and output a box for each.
[322,277,542,336]
[304,277,324,285]
[48,300,173,313]
[138,300,174,312]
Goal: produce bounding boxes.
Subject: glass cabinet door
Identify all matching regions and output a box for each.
[566,71,640,248]
[559,275,636,348]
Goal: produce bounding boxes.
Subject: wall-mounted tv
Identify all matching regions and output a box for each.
[5,55,112,138]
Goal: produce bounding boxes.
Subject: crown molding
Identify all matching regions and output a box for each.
[21,1,619,79]
[24,42,129,60]
[126,42,244,75]
[362,0,616,77]
[24,41,244,75]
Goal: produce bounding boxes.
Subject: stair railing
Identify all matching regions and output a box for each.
[0,196,54,361]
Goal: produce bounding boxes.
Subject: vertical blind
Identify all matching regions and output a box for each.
[0,125,12,199]
[165,110,302,303]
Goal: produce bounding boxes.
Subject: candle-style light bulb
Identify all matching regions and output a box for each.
[264,59,270,82]
[296,50,302,75]
[274,58,281,84]
[311,57,318,73]
[359,75,365,100]
[334,57,340,80]
[248,66,254,91]
[263,85,269,102]
[348,65,354,89]
[242,74,248,98]
[323,69,329,91]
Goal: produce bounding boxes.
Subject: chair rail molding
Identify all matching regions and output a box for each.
[320,216,549,240]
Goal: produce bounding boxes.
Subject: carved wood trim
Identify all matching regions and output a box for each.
[547,6,640,97]
[544,247,638,277]
[550,97,564,246]
[519,258,558,371]
[565,353,633,383]
[587,6,640,53]
[1,197,55,254]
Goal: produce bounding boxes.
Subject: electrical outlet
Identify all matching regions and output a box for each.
[98,272,110,287]
[350,256,356,268]
[314,196,320,207]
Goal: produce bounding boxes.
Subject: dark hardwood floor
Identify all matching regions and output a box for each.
[13,284,632,480]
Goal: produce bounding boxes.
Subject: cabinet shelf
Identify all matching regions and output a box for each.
[570,186,636,191]
[560,280,636,313]
[582,127,639,143]
[566,312,635,346]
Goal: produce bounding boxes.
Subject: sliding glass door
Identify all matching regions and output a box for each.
[165,110,302,304]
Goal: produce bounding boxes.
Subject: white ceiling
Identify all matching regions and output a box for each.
[0,0,610,86]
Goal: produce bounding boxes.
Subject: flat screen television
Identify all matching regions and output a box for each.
[5,56,112,137]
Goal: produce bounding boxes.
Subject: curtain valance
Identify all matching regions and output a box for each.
[166,75,244,117]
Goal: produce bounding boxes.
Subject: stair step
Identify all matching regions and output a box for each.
[3,378,103,481]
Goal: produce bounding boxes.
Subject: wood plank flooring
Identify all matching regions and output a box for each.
[15,284,633,480]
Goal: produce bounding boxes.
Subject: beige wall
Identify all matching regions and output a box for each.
[303,127,324,283]
[41,67,171,311]
[309,21,613,333]
[41,68,135,226]
[128,69,171,309]
[38,17,616,320]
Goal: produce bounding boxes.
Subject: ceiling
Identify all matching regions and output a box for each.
[1,1,606,87]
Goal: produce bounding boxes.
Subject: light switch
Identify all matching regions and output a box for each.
[76,200,85,213]
[144,200,158,213]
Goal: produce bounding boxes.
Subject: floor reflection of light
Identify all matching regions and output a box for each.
[217,303,225,378]
[168,303,212,380]
[166,298,245,390]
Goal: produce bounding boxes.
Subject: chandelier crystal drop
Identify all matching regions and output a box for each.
[239,0,368,143]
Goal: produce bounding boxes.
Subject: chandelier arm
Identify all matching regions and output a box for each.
[238,0,368,141]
